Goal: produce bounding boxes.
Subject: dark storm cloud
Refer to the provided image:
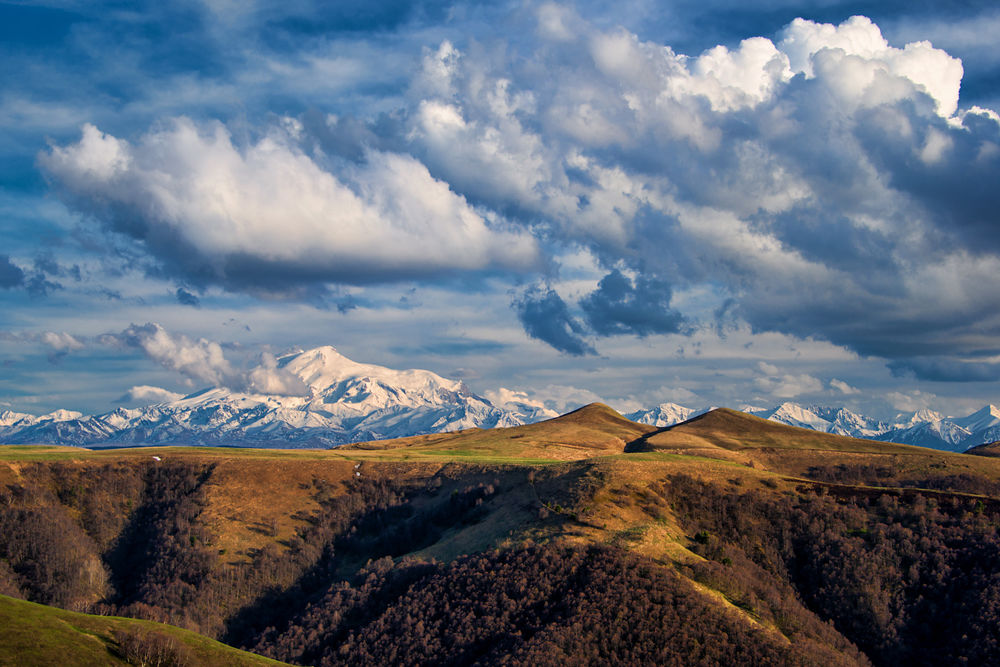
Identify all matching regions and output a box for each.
[0,255,61,296]
[175,287,200,307]
[580,270,687,337]
[853,106,1000,253]
[0,256,25,289]
[890,358,1000,383]
[514,287,595,356]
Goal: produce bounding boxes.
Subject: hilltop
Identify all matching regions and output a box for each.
[629,401,1000,451]
[341,402,654,461]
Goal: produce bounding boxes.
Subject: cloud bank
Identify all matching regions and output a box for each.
[40,11,1000,382]
[98,323,309,396]
[41,119,541,292]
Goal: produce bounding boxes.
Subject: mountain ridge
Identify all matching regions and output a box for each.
[629,401,1000,452]
[0,346,550,448]
[1,345,997,452]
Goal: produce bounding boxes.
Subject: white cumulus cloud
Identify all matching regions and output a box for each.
[120,385,185,405]
[41,119,541,291]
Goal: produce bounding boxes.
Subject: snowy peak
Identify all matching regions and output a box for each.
[0,410,35,427]
[0,346,543,448]
[626,403,697,427]
[281,345,465,399]
[282,346,373,390]
[953,405,1000,432]
[764,403,832,431]
[892,409,945,428]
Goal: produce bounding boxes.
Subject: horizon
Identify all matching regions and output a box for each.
[2,1,999,421]
[2,341,997,426]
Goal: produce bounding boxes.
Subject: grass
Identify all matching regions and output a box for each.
[7,405,1000,568]
[7,406,1000,665]
[340,403,655,461]
[636,408,924,455]
[0,594,286,666]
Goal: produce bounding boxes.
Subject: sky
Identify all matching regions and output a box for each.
[1,0,999,420]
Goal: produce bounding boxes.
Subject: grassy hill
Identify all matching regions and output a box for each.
[4,404,1000,665]
[968,440,1000,457]
[0,594,285,666]
[631,407,917,453]
[340,402,655,461]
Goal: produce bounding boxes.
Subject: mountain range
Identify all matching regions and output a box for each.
[0,346,555,448]
[1,345,998,452]
[627,401,1000,452]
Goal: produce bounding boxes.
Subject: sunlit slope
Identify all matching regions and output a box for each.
[341,402,655,461]
[0,595,285,666]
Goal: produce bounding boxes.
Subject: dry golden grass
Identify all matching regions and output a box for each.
[635,408,922,454]
[6,405,1000,569]
[341,403,655,461]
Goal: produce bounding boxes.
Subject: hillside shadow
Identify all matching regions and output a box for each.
[623,411,716,453]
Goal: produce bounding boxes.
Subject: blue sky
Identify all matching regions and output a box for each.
[1,0,999,419]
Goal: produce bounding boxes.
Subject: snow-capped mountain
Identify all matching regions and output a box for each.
[752,403,835,432]
[952,405,1000,444]
[752,404,889,439]
[3,352,997,453]
[0,346,547,448]
[626,403,707,427]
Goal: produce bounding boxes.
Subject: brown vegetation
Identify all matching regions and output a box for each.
[4,405,1000,665]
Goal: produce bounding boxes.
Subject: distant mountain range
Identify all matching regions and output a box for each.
[626,402,1000,452]
[2,345,997,451]
[0,346,556,448]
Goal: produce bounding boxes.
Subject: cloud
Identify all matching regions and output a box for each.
[39,331,84,356]
[118,385,184,405]
[41,119,541,292]
[246,352,309,396]
[0,256,25,288]
[779,16,963,117]
[98,323,240,388]
[889,358,1000,383]
[482,387,559,419]
[514,286,595,357]
[0,330,84,362]
[98,322,311,396]
[580,269,687,337]
[26,10,1000,384]
[886,389,937,412]
[488,383,606,414]
[754,363,824,398]
[830,378,860,395]
[175,287,200,307]
[390,14,999,373]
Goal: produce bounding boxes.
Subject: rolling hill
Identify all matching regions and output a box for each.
[5,404,1000,665]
